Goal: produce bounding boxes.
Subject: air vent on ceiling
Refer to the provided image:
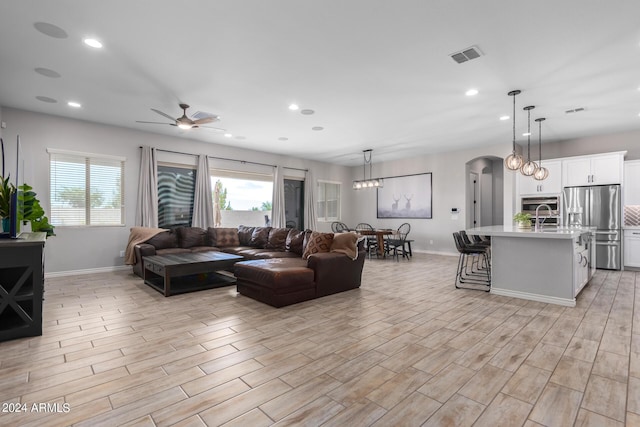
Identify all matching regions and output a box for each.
[565,107,586,114]
[450,45,483,64]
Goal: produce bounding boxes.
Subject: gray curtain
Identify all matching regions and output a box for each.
[135,146,158,227]
[192,154,214,228]
[271,165,286,228]
[304,169,317,230]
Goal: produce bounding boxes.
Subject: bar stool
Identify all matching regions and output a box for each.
[453,232,490,291]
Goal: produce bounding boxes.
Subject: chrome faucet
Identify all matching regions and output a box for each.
[535,204,553,232]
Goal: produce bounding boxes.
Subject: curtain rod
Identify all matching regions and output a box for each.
[141,147,308,172]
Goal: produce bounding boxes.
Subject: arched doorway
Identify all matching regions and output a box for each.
[465,156,504,228]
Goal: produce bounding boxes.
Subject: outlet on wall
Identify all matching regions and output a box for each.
[119,250,125,257]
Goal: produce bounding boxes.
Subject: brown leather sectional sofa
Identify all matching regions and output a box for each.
[132,225,365,307]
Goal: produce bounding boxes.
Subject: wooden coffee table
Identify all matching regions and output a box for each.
[143,251,244,296]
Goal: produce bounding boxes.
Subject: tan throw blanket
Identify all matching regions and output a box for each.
[124,226,167,265]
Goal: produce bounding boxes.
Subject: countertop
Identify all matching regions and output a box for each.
[467,225,595,239]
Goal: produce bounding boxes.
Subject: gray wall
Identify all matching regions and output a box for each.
[345,142,516,256]
[1,107,352,274]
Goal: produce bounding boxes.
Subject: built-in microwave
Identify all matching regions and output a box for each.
[521,196,561,228]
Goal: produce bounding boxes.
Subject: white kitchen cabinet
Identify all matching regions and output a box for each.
[563,153,623,186]
[624,160,640,205]
[624,229,640,267]
[517,160,562,195]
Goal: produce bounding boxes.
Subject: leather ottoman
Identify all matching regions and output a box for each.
[234,259,316,308]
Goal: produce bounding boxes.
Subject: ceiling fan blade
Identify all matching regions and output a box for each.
[151,108,177,122]
[136,120,173,125]
[200,126,226,132]
[193,116,217,125]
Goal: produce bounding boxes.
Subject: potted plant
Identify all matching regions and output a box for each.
[0,175,15,232]
[18,184,55,237]
[513,212,532,229]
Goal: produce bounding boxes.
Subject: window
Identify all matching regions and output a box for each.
[210,169,273,227]
[158,164,196,228]
[317,180,340,221]
[49,149,125,226]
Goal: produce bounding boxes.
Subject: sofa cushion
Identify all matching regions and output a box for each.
[330,232,360,260]
[266,227,289,250]
[286,229,307,255]
[176,227,208,248]
[250,226,271,247]
[238,225,256,246]
[234,259,313,293]
[145,230,177,250]
[213,228,240,247]
[303,231,334,260]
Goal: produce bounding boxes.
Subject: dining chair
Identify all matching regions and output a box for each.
[355,223,378,258]
[384,222,411,261]
[331,221,350,233]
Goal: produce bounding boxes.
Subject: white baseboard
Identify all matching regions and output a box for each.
[45,265,131,278]
[490,287,576,307]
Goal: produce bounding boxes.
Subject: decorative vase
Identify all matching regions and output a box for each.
[1,217,9,232]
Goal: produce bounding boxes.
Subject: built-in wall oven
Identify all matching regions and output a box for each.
[521,196,561,228]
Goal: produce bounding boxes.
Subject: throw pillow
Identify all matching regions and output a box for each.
[330,232,360,260]
[214,227,240,247]
[266,227,289,250]
[303,231,334,260]
[177,227,208,248]
[250,226,271,247]
[285,229,305,255]
[237,225,255,246]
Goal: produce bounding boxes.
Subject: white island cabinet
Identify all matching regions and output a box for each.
[467,226,595,307]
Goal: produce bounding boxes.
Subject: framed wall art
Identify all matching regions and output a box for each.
[377,173,432,219]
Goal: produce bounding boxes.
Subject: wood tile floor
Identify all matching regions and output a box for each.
[0,253,638,426]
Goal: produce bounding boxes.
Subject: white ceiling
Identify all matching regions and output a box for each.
[1,1,639,166]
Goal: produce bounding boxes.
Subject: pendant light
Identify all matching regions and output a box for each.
[520,105,538,176]
[533,118,549,180]
[353,149,384,190]
[504,90,524,171]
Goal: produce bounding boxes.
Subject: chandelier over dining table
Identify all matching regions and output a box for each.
[353,149,384,190]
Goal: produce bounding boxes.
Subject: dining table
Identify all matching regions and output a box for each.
[357,229,393,257]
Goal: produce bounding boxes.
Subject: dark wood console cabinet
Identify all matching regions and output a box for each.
[0,232,46,342]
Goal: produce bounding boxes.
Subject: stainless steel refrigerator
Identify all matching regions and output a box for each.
[563,184,621,270]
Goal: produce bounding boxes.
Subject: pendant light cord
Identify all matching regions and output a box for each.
[512,93,516,152]
[527,108,531,160]
[538,119,542,167]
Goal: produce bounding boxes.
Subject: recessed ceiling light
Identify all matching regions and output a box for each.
[522,132,531,136]
[499,115,510,121]
[312,126,324,131]
[300,109,315,115]
[465,89,479,96]
[83,38,103,48]
[288,104,299,111]
[224,133,233,138]
[68,101,82,108]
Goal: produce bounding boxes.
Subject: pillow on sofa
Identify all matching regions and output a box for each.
[286,229,306,255]
[176,227,208,248]
[303,231,334,260]
[145,230,177,249]
[238,225,256,246]
[212,227,240,247]
[266,227,289,250]
[250,226,271,247]
[330,232,361,260]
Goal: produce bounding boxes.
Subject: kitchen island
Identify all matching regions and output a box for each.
[466,225,595,307]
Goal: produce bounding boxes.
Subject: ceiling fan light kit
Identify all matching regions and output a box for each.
[353,149,384,190]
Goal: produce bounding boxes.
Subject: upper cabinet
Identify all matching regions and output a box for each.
[517,160,562,195]
[562,153,624,187]
[624,160,640,205]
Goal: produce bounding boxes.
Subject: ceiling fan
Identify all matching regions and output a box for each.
[136,103,225,131]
